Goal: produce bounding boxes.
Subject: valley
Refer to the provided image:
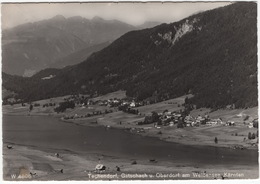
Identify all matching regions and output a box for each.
[2,2,258,181]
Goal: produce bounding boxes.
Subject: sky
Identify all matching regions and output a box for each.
[1,1,232,29]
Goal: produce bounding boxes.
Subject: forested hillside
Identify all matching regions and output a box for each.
[3,2,257,109]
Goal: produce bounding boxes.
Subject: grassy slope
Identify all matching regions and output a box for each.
[91,90,126,101]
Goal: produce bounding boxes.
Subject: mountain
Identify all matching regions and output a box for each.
[49,42,111,68]
[3,2,257,109]
[49,41,111,69]
[64,16,135,44]
[137,21,161,29]
[2,21,87,76]
[2,15,136,76]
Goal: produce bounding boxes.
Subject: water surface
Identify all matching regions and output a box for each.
[3,115,258,167]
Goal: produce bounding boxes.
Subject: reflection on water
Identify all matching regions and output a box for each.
[3,115,258,166]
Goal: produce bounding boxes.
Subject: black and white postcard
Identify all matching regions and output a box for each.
[1,0,259,181]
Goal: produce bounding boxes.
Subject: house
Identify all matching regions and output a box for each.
[206,118,222,126]
[248,122,254,128]
[229,121,235,126]
[196,115,203,121]
[196,115,206,124]
[172,112,182,118]
[184,115,193,121]
[74,114,79,118]
[95,164,106,172]
[226,121,235,126]
[186,121,192,127]
[206,121,218,126]
[87,100,94,105]
[164,111,172,115]
[184,115,195,126]
[113,99,120,103]
[158,112,163,116]
[99,101,108,106]
[130,102,136,107]
[186,120,198,127]
[165,112,172,118]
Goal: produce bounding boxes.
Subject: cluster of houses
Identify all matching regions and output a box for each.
[97,98,144,108]
[159,112,215,127]
[62,94,145,109]
[184,114,238,127]
[139,110,236,128]
[3,97,22,105]
[248,119,258,129]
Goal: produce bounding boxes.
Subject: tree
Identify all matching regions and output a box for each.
[248,132,252,140]
[177,119,184,128]
[243,115,249,121]
[54,101,75,113]
[214,137,218,144]
[163,109,168,113]
[29,104,33,112]
[144,116,153,124]
[251,133,256,139]
[185,97,189,104]
[151,111,160,122]
[253,120,258,128]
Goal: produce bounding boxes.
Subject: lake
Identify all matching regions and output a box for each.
[2,115,258,167]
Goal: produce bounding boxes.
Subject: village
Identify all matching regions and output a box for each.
[3,91,259,150]
[2,91,259,180]
[47,93,258,149]
[56,93,258,130]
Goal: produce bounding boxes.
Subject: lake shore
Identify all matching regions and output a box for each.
[64,116,258,150]
[3,103,259,150]
[3,142,259,180]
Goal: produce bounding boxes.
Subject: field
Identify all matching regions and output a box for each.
[136,94,193,115]
[190,107,258,122]
[145,123,258,149]
[72,111,145,128]
[91,90,126,101]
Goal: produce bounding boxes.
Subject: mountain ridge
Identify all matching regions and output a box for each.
[2,15,137,76]
[2,2,257,109]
